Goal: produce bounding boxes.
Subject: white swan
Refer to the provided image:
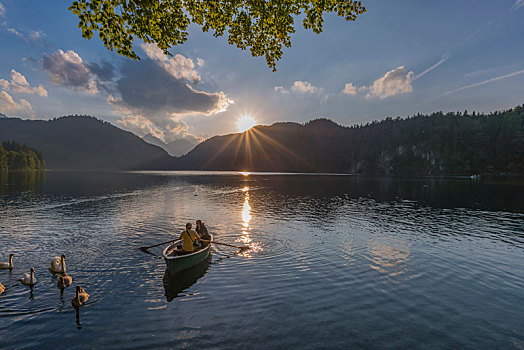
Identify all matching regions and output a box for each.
[0,282,5,295]
[71,286,89,308]
[50,254,66,273]
[0,254,14,269]
[21,268,36,286]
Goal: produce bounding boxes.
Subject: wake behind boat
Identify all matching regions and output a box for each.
[163,234,213,275]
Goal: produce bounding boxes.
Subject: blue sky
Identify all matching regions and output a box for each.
[0,0,523,142]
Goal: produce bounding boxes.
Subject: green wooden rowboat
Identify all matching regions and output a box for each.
[163,234,213,275]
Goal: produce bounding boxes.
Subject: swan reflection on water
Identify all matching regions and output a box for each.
[163,255,212,302]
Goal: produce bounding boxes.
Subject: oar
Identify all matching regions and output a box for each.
[139,238,181,252]
[202,240,251,251]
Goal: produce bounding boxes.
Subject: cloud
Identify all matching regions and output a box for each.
[0,69,47,96]
[413,54,450,81]
[6,27,48,46]
[115,59,231,116]
[7,27,22,38]
[0,90,34,117]
[424,68,524,103]
[342,83,357,95]
[514,0,524,8]
[111,58,232,143]
[142,43,201,84]
[365,66,414,99]
[274,86,288,94]
[86,60,115,82]
[275,81,320,94]
[291,80,319,93]
[117,114,166,140]
[0,2,5,17]
[116,112,196,143]
[196,58,206,67]
[42,49,97,94]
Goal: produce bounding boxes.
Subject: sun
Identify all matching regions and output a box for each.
[237,115,257,133]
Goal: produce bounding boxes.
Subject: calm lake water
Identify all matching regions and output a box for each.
[0,171,523,349]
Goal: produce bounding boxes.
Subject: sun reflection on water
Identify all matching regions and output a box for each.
[368,238,411,277]
[238,186,262,256]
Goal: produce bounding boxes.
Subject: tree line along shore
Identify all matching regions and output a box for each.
[0,141,46,172]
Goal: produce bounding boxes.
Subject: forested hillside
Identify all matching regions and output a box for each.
[0,141,46,171]
[1,106,522,174]
[0,116,176,170]
[175,105,524,175]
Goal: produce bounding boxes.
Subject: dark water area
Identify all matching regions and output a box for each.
[0,171,523,349]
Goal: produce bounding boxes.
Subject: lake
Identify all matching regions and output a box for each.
[0,171,523,349]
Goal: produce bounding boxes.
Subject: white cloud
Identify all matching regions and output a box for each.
[28,30,44,41]
[413,54,450,81]
[196,58,206,67]
[514,0,524,8]
[426,68,524,103]
[116,111,198,143]
[7,27,22,38]
[6,27,48,46]
[291,80,319,93]
[0,2,5,17]
[142,43,200,84]
[342,83,357,95]
[0,90,34,117]
[42,49,97,94]
[274,85,288,94]
[0,69,48,96]
[365,66,414,99]
[117,114,166,140]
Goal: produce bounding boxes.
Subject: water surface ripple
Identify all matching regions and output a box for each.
[0,172,523,349]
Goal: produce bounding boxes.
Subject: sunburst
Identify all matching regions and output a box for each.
[237,115,257,133]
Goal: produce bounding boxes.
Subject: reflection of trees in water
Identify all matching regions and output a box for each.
[0,171,45,194]
[163,255,211,302]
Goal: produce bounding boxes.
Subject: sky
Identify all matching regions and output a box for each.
[0,0,523,143]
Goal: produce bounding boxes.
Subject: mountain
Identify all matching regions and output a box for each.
[143,133,167,149]
[0,113,8,119]
[0,115,176,170]
[174,106,524,175]
[166,139,196,157]
[143,133,197,156]
[173,119,348,172]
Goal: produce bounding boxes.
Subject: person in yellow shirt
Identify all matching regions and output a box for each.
[179,223,201,253]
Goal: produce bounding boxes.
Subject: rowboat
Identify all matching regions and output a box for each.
[163,234,213,275]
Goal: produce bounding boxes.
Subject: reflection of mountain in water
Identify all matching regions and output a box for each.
[163,255,211,302]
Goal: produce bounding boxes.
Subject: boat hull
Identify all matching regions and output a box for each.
[163,235,212,275]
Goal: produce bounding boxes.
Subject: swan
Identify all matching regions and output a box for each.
[78,286,89,303]
[50,254,66,273]
[21,268,36,286]
[71,286,89,308]
[0,254,14,269]
[57,275,72,289]
[0,282,4,295]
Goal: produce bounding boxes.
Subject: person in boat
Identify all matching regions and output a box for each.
[196,220,211,247]
[179,223,201,254]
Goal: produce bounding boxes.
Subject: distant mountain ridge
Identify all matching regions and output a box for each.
[0,115,176,170]
[174,106,524,175]
[142,133,196,157]
[1,106,522,174]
